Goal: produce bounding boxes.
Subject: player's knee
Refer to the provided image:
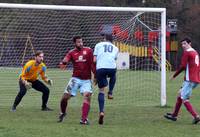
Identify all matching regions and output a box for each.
[183,99,190,103]
[44,87,50,95]
[99,87,105,92]
[84,92,91,97]
[18,90,26,97]
[62,93,71,100]
[83,92,91,100]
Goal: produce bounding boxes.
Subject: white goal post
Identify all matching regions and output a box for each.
[0,3,166,106]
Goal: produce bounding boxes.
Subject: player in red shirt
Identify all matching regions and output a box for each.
[164,38,200,124]
[57,36,96,125]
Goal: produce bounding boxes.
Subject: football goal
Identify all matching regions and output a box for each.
[0,3,166,107]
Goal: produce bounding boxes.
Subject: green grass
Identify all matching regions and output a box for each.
[0,68,200,137]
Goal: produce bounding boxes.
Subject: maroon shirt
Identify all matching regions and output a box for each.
[64,47,96,80]
[173,48,200,83]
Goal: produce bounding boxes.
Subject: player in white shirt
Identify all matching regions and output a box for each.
[93,34,119,124]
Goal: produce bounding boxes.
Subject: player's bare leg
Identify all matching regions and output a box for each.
[58,93,71,123]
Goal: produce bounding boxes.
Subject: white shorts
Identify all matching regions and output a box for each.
[180,81,198,100]
[64,77,92,96]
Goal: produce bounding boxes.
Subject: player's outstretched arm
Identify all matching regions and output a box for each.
[169,74,175,81]
[59,61,67,70]
[59,52,72,70]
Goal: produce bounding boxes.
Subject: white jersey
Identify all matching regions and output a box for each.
[94,41,119,70]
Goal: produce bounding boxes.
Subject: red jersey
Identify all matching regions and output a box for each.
[173,48,200,83]
[64,47,96,80]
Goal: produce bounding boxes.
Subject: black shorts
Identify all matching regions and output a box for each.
[96,68,116,88]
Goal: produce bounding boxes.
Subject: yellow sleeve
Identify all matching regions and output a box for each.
[20,61,33,81]
[40,64,48,82]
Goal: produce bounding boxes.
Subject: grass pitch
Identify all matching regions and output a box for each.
[0,68,200,137]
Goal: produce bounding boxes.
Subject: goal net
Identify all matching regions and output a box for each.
[0,3,166,108]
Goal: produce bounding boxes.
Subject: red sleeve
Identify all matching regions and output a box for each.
[63,51,72,63]
[173,51,188,78]
[89,49,96,77]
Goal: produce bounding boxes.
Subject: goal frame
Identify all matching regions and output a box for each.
[0,3,166,106]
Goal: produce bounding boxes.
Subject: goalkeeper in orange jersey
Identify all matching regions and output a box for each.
[11,50,53,112]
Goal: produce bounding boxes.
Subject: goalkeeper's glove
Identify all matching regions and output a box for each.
[23,80,32,90]
[47,79,53,86]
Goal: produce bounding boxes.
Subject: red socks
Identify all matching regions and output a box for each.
[172,96,182,117]
[172,96,199,118]
[184,101,198,118]
[82,102,90,121]
[60,98,68,114]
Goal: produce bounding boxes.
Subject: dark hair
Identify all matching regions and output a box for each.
[180,37,191,44]
[73,36,82,43]
[35,50,43,57]
[104,34,113,42]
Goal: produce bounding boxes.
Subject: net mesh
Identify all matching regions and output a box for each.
[0,7,163,107]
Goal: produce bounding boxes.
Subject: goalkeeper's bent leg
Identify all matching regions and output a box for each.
[31,80,50,109]
[41,88,49,109]
[12,80,27,109]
